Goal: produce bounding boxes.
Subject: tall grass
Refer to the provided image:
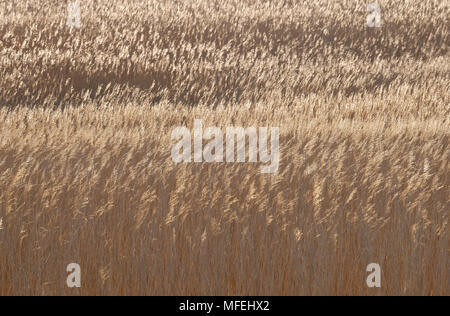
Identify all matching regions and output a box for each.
[0,0,448,295]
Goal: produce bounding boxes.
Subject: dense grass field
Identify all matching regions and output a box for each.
[0,0,448,295]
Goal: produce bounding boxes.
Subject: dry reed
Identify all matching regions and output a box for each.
[0,0,448,295]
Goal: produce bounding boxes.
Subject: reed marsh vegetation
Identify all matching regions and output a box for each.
[0,0,448,295]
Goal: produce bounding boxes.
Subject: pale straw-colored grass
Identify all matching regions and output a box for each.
[0,0,448,295]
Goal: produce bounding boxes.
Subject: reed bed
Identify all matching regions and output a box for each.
[0,0,448,295]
